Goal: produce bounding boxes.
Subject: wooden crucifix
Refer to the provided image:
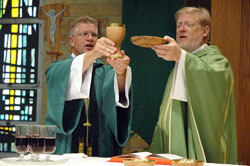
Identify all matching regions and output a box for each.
[38,3,70,62]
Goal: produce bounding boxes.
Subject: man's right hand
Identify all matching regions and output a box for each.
[88,37,117,60]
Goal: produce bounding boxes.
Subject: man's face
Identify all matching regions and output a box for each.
[70,23,98,56]
[176,13,205,53]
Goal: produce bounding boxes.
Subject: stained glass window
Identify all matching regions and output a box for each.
[0,0,41,153]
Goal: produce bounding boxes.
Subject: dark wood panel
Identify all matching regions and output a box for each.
[211,0,250,165]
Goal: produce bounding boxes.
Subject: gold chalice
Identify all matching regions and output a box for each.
[106,23,126,58]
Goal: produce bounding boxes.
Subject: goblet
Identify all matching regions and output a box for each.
[106,23,126,59]
[29,125,45,162]
[15,125,30,161]
[44,125,57,161]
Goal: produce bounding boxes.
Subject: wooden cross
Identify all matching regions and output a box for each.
[38,3,70,62]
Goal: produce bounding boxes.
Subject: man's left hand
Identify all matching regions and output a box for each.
[106,50,130,75]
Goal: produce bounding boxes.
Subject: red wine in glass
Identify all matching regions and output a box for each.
[29,137,45,154]
[44,137,56,153]
[15,136,29,153]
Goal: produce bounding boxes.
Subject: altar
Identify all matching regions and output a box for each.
[0,153,242,166]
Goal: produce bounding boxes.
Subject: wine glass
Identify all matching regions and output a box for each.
[15,125,30,161]
[44,125,57,161]
[29,125,45,162]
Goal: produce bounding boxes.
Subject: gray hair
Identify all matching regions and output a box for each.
[69,15,98,37]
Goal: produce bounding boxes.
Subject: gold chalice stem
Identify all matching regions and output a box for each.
[83,98,91,147]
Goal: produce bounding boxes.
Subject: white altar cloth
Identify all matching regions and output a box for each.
[0,153,242,166]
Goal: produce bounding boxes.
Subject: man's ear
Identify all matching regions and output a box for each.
[69,36,74,47]
[203,25,210,38]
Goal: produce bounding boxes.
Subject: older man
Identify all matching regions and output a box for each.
[150,7,237,164]
[45,16,132,157]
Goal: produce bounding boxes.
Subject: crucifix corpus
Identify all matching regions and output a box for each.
[38,3,70,62]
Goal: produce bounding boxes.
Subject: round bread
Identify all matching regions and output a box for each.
[130,36,165,48]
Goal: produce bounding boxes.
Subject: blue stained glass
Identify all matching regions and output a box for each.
[4,34,8,48]
[7,50,10,63]
[11,143,15,152]
[17,67,21,72]
[33,24,37,31]
[3,50,7,64]
[19,24,22,33]
[22,90,26,96]
[22,49,26,65]
[28,25,32,35]
[0,115,4,120]
[7,34,11,48]
[15,98,21,105]
[31,48,35,67]
[21,116,24,120]
[25,106,28,113]
[15,90,21,96]
[22,35,27,47]
[30,90,34,97]
[18,35,22,48]
[29,108,32,115]
[24,116,27,121]
[29,0,33,6]
[23,25,28,33]
[28,7,32,16]
[2,96,5,100]
[20,8,22,18]
[2,89,9,95]
[13,115,20,120]
[22,74,26,79]
[24,0,28,6]
[21,110,24,114]
[17,50,22,65]
[22,68,26,72]
[4,143,7,151]
[33,7,37,17]
[25,109,28,115]
[4,99,9,105]
[21,98,25,104]
[29,99,33,104]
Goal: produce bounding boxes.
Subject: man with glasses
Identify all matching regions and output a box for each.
[150,7,237,164]
[45,16,132,157]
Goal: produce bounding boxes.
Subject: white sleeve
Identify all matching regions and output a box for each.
[114,66,132,108]
[171,49,187,102]
[65,53,93,101]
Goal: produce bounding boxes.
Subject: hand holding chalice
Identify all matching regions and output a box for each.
[106,23,126,59]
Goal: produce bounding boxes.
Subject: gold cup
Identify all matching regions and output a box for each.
[106,23,126,58]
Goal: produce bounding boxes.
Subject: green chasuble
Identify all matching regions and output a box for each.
[45,56,133,157]
[150,46,237,164]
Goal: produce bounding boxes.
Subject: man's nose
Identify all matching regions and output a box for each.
[178,25,186,32]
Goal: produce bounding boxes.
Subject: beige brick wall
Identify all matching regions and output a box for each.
[41,0,123,124]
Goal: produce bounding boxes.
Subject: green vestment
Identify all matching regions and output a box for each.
[45,57,133,157]
[150,46,238,164]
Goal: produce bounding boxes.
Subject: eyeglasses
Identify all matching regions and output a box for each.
[74,32,99,38]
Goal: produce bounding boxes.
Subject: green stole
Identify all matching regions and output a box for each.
[150,46,238,164]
